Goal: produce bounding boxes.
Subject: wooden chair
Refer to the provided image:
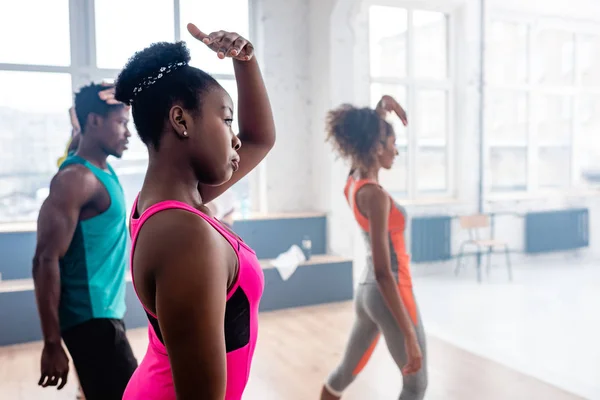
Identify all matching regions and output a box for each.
[454,214,512,282]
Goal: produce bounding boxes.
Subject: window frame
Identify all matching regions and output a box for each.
[366,0,456,200]
[0,0,262,224]
[485,11,600,194]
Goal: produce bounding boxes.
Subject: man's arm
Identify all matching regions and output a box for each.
[32,167,98,388]
[134,210,232,399]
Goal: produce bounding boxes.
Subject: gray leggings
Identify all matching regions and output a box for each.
[325,283,428,399]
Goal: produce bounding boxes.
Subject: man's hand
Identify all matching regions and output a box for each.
[38,342,69,390]
[187,23,254,61]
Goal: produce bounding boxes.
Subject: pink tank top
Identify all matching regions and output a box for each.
[123,198,264,400]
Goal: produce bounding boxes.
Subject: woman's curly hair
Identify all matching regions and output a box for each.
[326,104,392,170]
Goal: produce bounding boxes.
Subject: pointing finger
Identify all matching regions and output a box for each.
[187,23,210,44]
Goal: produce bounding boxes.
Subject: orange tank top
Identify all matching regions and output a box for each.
[344,175,413,287]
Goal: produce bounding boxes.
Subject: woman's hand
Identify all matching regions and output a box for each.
[402,334,423,375]
[97,82,122,105]
[187,23,254,61]
[377,95,408,126]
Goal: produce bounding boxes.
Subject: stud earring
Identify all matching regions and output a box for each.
[183,131,188,137]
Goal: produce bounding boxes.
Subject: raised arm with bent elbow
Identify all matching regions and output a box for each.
[186,24,276,203]
[375,95,408,125]
[32,167,97,390]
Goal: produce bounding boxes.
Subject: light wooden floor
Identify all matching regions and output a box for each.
[0,301,582,400]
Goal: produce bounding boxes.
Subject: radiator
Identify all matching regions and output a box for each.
[524,208,589,254]
[410,216,452,263]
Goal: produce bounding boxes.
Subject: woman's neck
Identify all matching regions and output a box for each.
[354,166,380,182]
[140,155,204,211]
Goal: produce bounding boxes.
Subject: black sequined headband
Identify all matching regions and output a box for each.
[130,61,188,103]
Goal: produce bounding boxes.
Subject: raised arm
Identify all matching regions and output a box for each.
[32,166,98,389]
[135,210,233,399]
[187,24,276,203]
[363,185,422,375]
[375,95,408,126]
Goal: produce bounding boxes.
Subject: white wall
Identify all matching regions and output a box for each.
[257,0,600,271]
[253,0,313,212]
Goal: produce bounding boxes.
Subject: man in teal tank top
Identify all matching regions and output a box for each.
[33,83,137,400]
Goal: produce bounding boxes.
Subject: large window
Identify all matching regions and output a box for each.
[368,5,453,198]
[0,0,252,223]
[486,18,600,192]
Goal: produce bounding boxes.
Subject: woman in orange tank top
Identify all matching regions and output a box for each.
[320,96,427,400]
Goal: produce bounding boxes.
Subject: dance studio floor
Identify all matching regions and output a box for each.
[413,262,600,400]
[0,300,581,400]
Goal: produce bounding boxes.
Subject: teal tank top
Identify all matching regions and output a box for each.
[58,155,128,331]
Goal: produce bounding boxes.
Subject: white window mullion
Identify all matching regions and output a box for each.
[370,76,412,86]
[527,92,539,192]
[85,0,97,71]
[0,63,72,73]
[173,0,181,42]
[571,34,582,187]
[407,9,417,199]
[570,97,579,187]
[446,11,455,198]
[526,22,537,192]
[445,87,453,197]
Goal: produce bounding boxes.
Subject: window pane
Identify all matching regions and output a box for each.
[578,34,600,87]
[576,96,600,181]
[489,147,527,191]
[486,90,528,144]
[416,90,446,144]
[370,83,407,144]
[0,0,70,65]
[0,72,72,222]
[369,6,408,79]
[231,176,251,216]
[180,0,249,75]
[532,29,575,85]
[486,21,528,84]
[95,0,174,69]
[533,94,572,144]
[379,147,408,194]
[413,11,447,80]
[539,147,570,188]
[416,147,446,192]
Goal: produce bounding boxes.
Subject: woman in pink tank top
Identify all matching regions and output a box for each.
[113,22,275,400]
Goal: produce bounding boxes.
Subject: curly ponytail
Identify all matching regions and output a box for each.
[325,104,391,170]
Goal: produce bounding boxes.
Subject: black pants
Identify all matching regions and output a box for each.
[63,318,138,400]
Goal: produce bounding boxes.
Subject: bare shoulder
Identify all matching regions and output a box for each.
[137,209,220,251]
[356,183,389,217]
[134,208,233,281]
[49,164,100,202]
